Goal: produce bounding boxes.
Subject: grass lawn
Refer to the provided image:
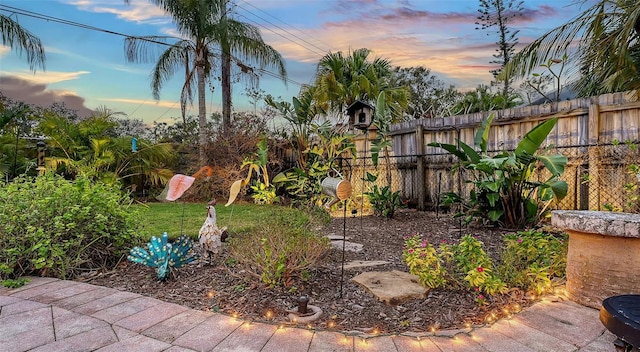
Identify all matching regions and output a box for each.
[137,202,319,240]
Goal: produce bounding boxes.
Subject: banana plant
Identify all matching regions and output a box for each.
[429,113,568,228]
[227,137,278,205]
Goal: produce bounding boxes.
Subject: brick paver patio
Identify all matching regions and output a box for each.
[0,277,617,351]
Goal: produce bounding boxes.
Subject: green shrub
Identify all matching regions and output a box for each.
[451,235,507,295]
[404,234,507,296]
[402,235,447,288]
[227,209,329,287]
[365,185,402,218]
[0,173,141,279]
[364,172,403,219]
[430,114,568,228]
[498,229,567,295]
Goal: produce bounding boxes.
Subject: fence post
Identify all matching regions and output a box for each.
[588,98,601,210]
[416,124,425,211]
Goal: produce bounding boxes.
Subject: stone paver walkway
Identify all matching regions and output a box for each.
[0,277,617,352]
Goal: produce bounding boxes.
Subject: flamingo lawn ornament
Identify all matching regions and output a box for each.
[156,166,214,202]
[155,166,216,236]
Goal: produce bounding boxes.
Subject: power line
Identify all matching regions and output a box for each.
[0,4,300,87]
[235,2,331,57]
[128,92,153,117]
[0,4,174,47]
[237,1,334,53]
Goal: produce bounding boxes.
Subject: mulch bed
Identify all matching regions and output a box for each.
[79,209,537,335]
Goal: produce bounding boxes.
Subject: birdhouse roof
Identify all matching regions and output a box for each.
[346,100,375,115]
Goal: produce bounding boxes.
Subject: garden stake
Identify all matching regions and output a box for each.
[360,130,368,234]
[227,203,235,228]
[180,200,186,235]
[340,200,347,298]
[436,172,442,220]
[456,127,463,238]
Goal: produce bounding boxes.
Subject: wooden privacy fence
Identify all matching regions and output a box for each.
[381,91,640,212]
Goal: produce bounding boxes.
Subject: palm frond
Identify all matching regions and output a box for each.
[0,14,45,71]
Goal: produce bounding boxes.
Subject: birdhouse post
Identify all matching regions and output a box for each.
[346,100,375,131]
[36,140,46,175]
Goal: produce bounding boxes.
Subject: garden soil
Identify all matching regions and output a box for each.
[80,209,542,335]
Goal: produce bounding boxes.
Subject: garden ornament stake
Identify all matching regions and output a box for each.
[346,100,375,237]
[321,176,353,298]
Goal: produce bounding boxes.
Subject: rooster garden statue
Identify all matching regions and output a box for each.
[128,233,196,280]
[198,199,229,264]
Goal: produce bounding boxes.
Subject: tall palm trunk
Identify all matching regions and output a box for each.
[196,54,208,166]
[221,50,232,134]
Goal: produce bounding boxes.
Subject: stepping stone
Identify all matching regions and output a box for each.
[342,260,390,270]
[351,270,428,305]
[330,240,363,252]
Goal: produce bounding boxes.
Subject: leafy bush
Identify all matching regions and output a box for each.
[241,138,279,205]
[227,209,329,287]
[273,120,356,207]
[451,235,507,295]
[364,172,403,218]
[402,235,447,288]
[250,181,279,205]
[0,173,141,279]
[404,234,507,295]
[430,114,568,228]
[404,230,567,304]
[365,185,402,218]
[498,229,567,295]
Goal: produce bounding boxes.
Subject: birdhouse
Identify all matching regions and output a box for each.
[346,100,375,131]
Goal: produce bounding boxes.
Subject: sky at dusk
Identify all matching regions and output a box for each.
[0,0,595,125]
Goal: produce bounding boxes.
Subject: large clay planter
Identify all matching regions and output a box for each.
[551,210,640,309]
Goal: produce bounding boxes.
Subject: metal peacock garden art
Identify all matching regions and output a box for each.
[128,232,196,280]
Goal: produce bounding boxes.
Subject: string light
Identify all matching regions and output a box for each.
[265,310,273,319]
[486,314,494,323]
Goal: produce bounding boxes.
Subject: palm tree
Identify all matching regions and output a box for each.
[38,112,174,187]
[125,0,286,166]
[0,13,45,72]
[314,48,408,122]
[505,0,640,97]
